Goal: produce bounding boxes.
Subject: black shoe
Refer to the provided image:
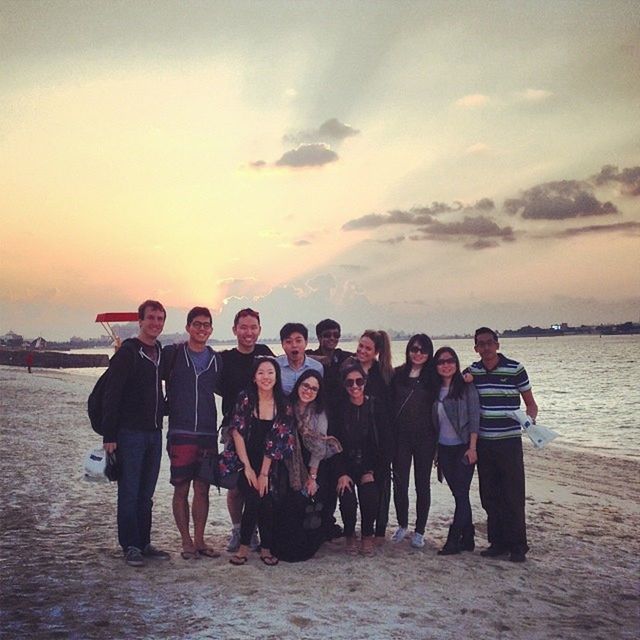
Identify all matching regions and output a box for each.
[480,545,509,558]
[438,526,461,556]
[509,551,527,563]
[460,525,475,552]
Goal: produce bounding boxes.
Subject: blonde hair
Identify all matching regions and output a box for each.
[361,329,393,384]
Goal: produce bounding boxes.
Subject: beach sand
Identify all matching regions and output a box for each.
[1,366,638,639]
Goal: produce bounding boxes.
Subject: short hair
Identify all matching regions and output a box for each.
[315,318,341,339]
[187,306,212,326]
[138,299,166,321]
[474,327,499,343]
[233,308,260,327]
[280,322,308,342]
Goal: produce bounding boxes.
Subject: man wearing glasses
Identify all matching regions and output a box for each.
[468,327,538,563]
[163,307,222,560]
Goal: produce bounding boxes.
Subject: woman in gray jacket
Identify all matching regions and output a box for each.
[432,347,480,555]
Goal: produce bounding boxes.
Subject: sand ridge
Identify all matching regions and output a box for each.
[0,366,638,639]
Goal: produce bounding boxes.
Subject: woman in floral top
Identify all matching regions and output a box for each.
[228,357,294,566]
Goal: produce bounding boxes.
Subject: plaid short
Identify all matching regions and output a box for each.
[167,432,217,486]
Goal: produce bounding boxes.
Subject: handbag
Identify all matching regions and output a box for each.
[198,451,240,490]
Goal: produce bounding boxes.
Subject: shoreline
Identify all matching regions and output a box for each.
[1,367,638,639]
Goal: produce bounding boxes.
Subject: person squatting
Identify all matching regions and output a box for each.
[101,300,538,567]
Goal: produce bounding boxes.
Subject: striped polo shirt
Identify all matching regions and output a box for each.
[469,353,532,440]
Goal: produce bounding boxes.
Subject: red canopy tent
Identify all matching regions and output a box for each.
[95,312,138,347]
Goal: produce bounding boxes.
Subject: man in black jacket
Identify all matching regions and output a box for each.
[102,299,169,567]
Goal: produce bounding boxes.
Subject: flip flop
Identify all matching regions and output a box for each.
[229,554,248,566]
[180,550,198,560]
[197,547,221,558]
[259,554,279,566]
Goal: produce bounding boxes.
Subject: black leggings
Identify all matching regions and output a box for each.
[392,430,436,534]
[339,480,379,537]
[238,473,274,550]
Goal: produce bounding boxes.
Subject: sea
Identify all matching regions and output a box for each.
[69,334,639,459]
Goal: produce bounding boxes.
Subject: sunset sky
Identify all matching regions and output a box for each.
[1,1,639,340]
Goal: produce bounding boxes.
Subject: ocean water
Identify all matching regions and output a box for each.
[68,334,640,458]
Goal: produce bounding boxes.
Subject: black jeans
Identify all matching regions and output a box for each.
[339,481,379,537]
[238,473,274,550]
[438,443,475,530]
[392,430,436,534]
[477,437,528,554]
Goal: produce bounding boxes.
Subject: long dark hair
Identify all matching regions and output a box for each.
[401,333,433,377]
[291,369,325,414]
[433,346,465,400]
[247,356,288,417]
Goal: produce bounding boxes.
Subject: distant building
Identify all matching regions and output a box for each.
[0,331,24,347]
[30,337,48,350]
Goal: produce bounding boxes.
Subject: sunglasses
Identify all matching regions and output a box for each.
[300,381,320,393]
[436,358,456,366]
[344,377,365,388]
[409,346,427,354]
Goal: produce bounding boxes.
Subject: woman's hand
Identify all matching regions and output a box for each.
[464,448,478,465]
[103,442,117,454]
[244,466,258,490]
[336,475,353,496]
[462,372,473,384]
[360,472,374,484]
[305,476,318,497]
[257,473,269,497]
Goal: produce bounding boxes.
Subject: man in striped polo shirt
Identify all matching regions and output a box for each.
[469,327,538,563]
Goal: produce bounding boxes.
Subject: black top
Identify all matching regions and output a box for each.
[391,366,436,440]
[219,344,274,423]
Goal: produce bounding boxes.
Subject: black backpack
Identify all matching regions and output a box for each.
[88,342,137,436]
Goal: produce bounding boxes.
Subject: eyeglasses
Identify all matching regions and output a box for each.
[191,321,212,330]
[321,331,340,339]
[475,340,496,348]
[436,358,456,366]
[409,346,427,354]
[344,377,365,388]
[300,381,320,394]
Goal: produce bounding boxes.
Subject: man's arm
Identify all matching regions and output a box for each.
[521,389,538,421]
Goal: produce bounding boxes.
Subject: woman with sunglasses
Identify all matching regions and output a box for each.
[332,361,384,556]
[432,346,480,555]
[271,370,342,561]
[227,357,294,566]
[390,334,437,549]
[355,330,393,543]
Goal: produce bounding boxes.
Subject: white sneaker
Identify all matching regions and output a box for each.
[410,532,425,548]
[226,527,241,552]
[391,527,408,543]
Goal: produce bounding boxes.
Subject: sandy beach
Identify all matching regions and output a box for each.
[1,365,638,640]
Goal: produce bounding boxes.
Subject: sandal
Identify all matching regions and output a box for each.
[229,554,248,565]
[360,537,375,557]
[180,549,198,560]
[259,554,279,566]
[197,547,221,558]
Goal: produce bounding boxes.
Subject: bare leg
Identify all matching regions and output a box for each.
[172,481,195,552]
[227,486,244,525]
[192,479,211,551]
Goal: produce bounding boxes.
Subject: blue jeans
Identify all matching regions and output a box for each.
[117,429,162,551]
[438,443,475,530]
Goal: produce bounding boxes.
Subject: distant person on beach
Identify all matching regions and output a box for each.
[432,346,480,555]
[102,299,170,567]
[354,330,393,544]
[25,351,34,374]
[227,357,294,566]
[219,308,274,553]
[163,307,222,560]
[468,327,538,563]
[276,323,323,396]
[390,334,437,549]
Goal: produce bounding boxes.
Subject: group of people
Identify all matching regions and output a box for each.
[100,299,538,567]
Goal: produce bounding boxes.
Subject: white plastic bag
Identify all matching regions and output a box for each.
[510,410,559,449]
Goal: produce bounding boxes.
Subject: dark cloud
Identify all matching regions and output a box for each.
[283,118,360,145]
[465,238,500,250]
[539,221,640,239]
[249,160,266,169]
[275,143,338,168]
[473,198,495,211]
[591,165,640,196]
[293,239,311,246]
[421,215,515,241]
[376,235,405,245]
[504,180,618,219]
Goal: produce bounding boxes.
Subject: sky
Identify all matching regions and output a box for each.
[1,0,639,341]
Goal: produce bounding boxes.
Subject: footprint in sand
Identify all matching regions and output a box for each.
[289,615,313,629]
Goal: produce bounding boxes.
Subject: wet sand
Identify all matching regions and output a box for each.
[1,366,638,639]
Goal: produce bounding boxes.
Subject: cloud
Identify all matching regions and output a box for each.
[516,88,553,102]
[413,215,515,243]
[249,160,267,169]
[591,165,640,196]
[283,118,360,145]
[275,143,338,168]
[293,239,311,246]
[538,221,640,239]
[466,238,501,250]
[455,94,490,108]
[336,264,368,272]
[504,180,619,219]
[376,235,405,245]
[342,199,493,230]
